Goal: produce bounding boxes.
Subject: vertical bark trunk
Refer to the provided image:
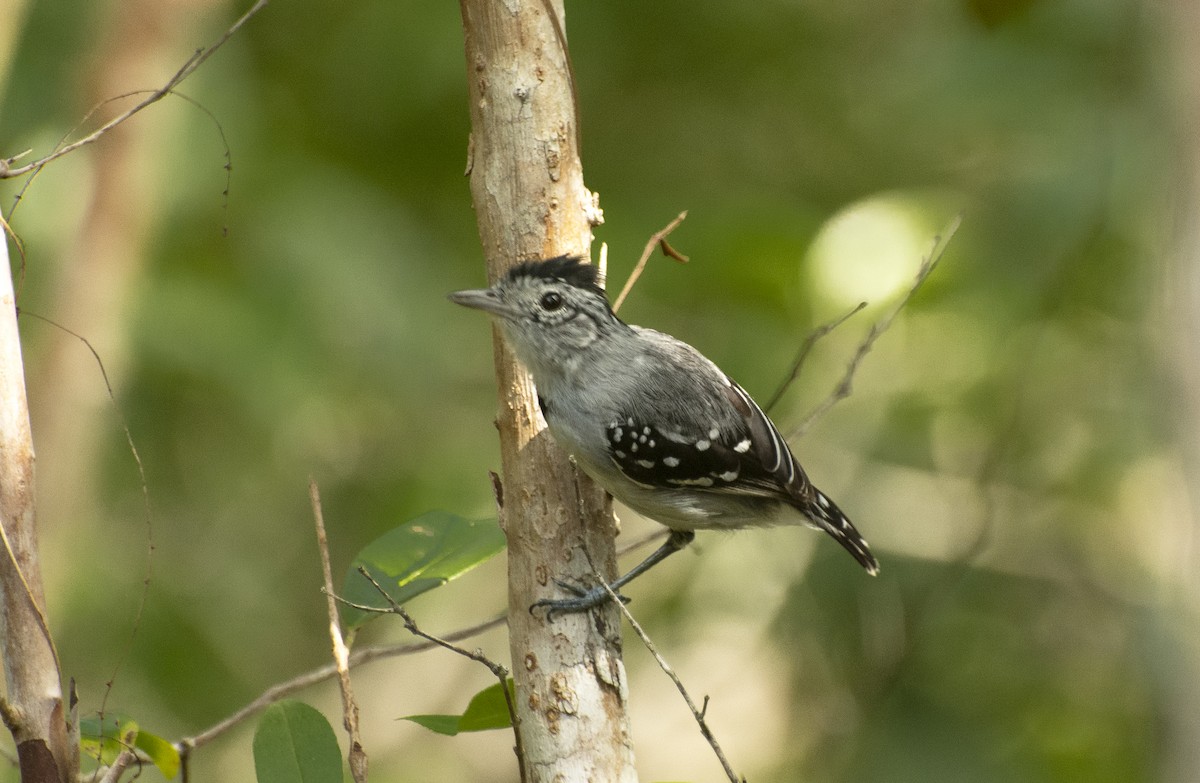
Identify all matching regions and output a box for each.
[0,237,75,783]
[457,2,637,781]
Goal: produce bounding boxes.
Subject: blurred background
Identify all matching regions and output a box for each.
[2,0,1198,780]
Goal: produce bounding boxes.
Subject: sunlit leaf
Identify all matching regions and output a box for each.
[402,679,514,736]
[134,729,182,779]
[252,701,342,783]
[340,511,505,628]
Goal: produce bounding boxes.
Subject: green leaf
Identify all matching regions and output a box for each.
[402,679,514,736]
[340,511,505,628]
[135,729,182,779]
[252,701,343,783]
[403,714,463,735]
[78,713,181,779]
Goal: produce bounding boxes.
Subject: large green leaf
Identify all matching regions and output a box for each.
[79,713,181,779]
[340,511,505,628]
[402,679,515,736]
[253,701,342,783]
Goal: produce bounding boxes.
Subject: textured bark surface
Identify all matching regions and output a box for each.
[0,237,74,783]
[458,1,637,780]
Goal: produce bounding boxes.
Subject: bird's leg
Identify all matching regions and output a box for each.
[531,530,696,618]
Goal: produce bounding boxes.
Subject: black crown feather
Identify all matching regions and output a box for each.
[507,256,605,297]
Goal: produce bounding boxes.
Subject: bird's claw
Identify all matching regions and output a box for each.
[529,580,630,621]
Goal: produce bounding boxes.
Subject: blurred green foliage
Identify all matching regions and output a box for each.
[0,0,1194,781]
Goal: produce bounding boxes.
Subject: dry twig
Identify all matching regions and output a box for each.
[348,567,527,783]
[764,300,867,414]
[0,0,267,180]
[97,750,138,783]
[788,215,961,440]
[174,612,505,757]
[13,309,156,726]
[598,578,743,783]
[310,478,367,783]
[612,211,690,312]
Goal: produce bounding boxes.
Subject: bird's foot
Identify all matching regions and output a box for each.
[530,579,630,620]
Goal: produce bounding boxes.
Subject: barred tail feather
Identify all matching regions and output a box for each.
[802,487,880,575]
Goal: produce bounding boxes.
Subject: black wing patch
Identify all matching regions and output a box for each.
[721,381,811,499]
[604,379,808,500]
[607,417,749,491]
[605,378,880,575]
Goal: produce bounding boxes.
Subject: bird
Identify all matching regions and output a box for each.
[449,255,878,614]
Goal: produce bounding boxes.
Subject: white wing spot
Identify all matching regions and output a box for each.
[613,427,623,441]
[695,440,710,451]
[614,450,626,459]
[627,417,635,427]
[636,459,655,469]
[718,470,739,482]
[630,443,638,453]
[643,426,652,435]
[663,456,680,467]
[708,427,720,440]
[638,434,648,444]
[817,493,831,509]
[649,439,656,448]
[734,439,751,453]
[668,476,715,487]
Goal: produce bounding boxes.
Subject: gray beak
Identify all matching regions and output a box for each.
[447,287,517,319]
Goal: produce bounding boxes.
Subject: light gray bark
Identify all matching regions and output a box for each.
[0,235,75,782]
[458,1,637,780]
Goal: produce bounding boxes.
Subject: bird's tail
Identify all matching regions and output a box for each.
[801,487,880,575]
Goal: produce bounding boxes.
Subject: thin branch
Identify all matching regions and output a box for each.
[174,612,505,755]
[764,300,867,414]
[612,210,689,313]
[0,0,268,180]
[599,579,743,783]
[788,214,961,440]
[351,567,527,783]
[97,750,137,783]
[15,309,156,727]
[310,479,367,783]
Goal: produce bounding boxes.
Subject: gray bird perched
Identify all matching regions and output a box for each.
[450,255,878,614]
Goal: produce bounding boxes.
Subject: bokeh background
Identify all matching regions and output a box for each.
[2,0,1199,780]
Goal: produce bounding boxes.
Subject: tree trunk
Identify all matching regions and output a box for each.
[457,2,637,781]
[0,236,75,782]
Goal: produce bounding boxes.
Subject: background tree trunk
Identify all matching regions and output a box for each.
[458,1,637,780]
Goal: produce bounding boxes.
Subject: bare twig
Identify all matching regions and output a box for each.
[612,210,690,312]
[350,567,527,783]
[310,479,367,783]
[597,241,609,282]
[599,579,743,783]
[174,612,505,756]
[0,0,267,180]
[788,215,961,440]
[97,750,137,783]
[15,309,156,730]
[6,87,236,232]
[764,300,867,414]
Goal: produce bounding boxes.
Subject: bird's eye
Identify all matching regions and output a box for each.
[540,291,564,311]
